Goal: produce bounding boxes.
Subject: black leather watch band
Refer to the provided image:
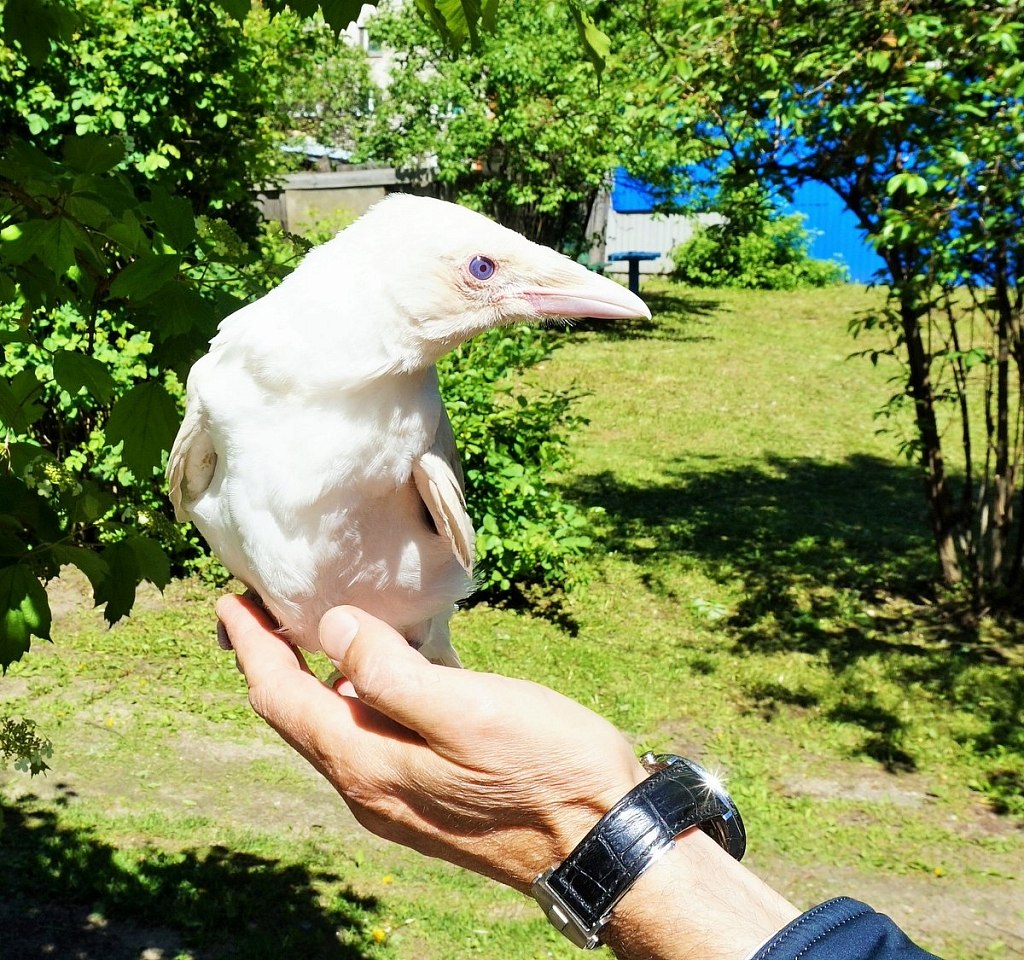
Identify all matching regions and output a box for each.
[532,755,746,949]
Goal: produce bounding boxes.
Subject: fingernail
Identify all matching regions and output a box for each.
[319,608,359,663]
[216,620,233,651]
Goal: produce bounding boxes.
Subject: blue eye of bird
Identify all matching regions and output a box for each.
[468,255,496,281]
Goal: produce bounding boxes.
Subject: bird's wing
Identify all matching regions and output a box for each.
[166,394,217,522]
[412,406,475,575]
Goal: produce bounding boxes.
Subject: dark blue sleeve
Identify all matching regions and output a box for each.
[750,898,942,960]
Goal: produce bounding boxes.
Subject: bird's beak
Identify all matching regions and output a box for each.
[520,270,652,321]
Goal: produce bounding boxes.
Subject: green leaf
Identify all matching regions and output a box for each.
[139,282,218,342]
[570,4,611,74]
[33,216,89,275]
[109,253,181,301]
[1,0,80,65]
[48,545,110,602]
[0,369,44,434]
[51,350,117,403]
[105,381,180,478]
[886,172,908,196]
[65,194,115,229]
[0,477,63,543]
[105,210,149,255]
[415,0,480,44]
[0,222,34,265]
[67,479,115,526]
[0,563,51,671]
[92,540,139,624]
[1,217,89,274]
[0,138,58,183]
[62,134,126,174]
[123,536,171,589]
[143,187,196,251]
[0,379,30,434]
[963,347,991,369]
[214,0,255,19]
[90,537,167,623]
[0,529,27,558]
[318,0,367,32]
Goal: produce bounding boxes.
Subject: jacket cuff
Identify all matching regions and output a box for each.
[748,897,940,960]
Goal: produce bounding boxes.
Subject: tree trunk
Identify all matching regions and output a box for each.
[897,290,963,585]
[988,255,1014,588]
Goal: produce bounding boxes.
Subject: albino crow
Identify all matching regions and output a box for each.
[168,194,650,666]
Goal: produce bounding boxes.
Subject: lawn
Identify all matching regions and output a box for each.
[1,281,1022,960]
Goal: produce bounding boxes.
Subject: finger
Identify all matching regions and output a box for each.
[219,596,428,789]
[216,593,314,678]
[318,606,497,748]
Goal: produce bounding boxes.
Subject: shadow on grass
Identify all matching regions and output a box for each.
[0,796,380,960]
[569,289,724,342]
[575,453,1024,778]
[577,453,935,628]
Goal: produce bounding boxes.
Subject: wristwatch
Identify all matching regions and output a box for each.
[531,753,746,950]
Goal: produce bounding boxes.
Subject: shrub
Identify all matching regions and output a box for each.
[439,327,594,597]
[671,189,848,290]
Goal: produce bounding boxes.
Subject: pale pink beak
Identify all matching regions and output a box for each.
[521,271,652,321]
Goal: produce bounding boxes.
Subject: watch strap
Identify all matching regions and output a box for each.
[532,755,745,949]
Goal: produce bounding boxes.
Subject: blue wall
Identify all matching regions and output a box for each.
[610,169,886,283]
[780,181,886,283]
[611,169,681,213]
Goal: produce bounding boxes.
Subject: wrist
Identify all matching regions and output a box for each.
[532,755,749,950]
[545,760,649,862]
[530,754,798,958]
[514,759,648,893]
[602,829,800,960]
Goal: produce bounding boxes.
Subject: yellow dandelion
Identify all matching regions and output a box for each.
[371,927,388,944]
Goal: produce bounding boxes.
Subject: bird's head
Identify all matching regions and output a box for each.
[307,194,652,372]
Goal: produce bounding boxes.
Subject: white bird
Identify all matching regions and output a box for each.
[167,194,650,666]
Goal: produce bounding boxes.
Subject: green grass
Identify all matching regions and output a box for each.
[2,281,1022,960]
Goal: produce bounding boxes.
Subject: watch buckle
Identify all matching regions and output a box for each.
[532,868,606,950]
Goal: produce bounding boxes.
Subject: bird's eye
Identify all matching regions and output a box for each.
[468,255,496,281]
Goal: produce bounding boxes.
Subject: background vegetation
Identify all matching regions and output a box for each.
[670,186,849,290]
[626,0,1024,605]
[0,0,601,700]
[359,1,654,253]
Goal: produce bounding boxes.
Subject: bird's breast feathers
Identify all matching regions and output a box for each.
[177,354,466,648]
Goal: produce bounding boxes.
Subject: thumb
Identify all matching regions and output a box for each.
[318,606,453,737]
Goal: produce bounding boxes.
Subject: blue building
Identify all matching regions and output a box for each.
[780,181,886,283]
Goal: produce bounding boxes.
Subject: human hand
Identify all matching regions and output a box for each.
[216,594,647,893]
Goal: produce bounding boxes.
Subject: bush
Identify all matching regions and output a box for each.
[0,0,310,672]
[671,189,848,289]
[439,327,594,597]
